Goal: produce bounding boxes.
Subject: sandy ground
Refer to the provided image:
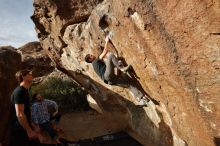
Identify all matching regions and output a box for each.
[59,110,126,141]
[37,110,127,144]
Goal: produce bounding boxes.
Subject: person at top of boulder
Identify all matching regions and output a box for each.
[85,34,149,105]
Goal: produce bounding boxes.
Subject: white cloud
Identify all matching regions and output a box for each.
[0,29,38,48]
[0,0,38,48]
[27,30,37,39]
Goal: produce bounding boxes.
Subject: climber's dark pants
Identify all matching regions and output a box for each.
[104,52,120,82]
[103,53,143,99]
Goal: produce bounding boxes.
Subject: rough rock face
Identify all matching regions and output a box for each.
[19,41,54,76]
[32,0,220,146]
[0,46,22,145]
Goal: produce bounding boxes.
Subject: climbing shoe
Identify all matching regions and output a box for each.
[120,65,131,72]
[136,99,147,106]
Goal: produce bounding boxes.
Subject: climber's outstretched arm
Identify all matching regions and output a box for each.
[99,36,110,60]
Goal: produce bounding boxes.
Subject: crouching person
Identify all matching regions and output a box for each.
[31,93,61,143]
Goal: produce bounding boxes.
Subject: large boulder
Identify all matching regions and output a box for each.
[0,46,22,145]
[31,0,220,146]
[19,41,54,76]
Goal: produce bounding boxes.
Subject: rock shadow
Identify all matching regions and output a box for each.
[56,67,173,146]
[214,137,220,146]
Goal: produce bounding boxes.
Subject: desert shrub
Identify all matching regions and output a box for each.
[30,77,89,113]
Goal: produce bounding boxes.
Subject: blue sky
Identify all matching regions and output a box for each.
[0,0,38,47]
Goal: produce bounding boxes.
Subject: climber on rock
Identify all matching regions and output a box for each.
[84,34,149,105]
